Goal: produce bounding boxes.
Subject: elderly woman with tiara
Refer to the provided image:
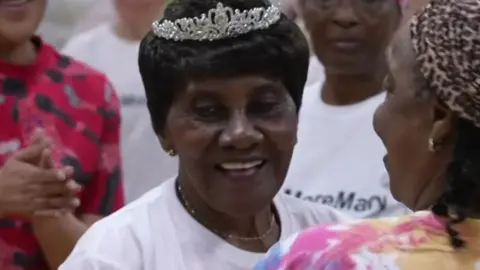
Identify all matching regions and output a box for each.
[255,0,480,269]
[58,0,348,269]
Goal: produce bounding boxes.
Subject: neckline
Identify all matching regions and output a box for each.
[303,81,385,118]
[0,37,50,76]
[107,24,142,47]
[166,179,293,268]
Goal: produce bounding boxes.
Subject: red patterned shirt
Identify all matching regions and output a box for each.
[0,37,125,270]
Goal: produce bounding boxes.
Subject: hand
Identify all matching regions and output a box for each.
[0,132,81,218]
[35,141,82,217]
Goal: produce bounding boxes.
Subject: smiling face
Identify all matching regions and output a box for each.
[373,25,452,210]
[301,0,400,74]
[161,76,298,216]
[0,0,46,49]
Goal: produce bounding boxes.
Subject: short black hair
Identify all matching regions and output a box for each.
[138,0,310,134]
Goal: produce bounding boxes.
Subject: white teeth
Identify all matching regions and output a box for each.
[220,160,263,170]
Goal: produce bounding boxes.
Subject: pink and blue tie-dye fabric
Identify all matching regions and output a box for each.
[254,211,480,270]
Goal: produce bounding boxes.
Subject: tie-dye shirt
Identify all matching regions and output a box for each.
[255,211,480,270]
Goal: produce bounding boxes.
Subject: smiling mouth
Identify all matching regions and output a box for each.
[329,39,363,52]
[215,160,266,178]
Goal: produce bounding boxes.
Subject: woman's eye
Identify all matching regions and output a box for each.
[248,89,286,116]
[193,105,223,119]
[248,101,281,115]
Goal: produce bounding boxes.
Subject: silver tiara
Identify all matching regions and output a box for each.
[152,2,281,41]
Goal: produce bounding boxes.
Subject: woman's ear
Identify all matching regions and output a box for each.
[428,101,455,151]
[157,130,175,154]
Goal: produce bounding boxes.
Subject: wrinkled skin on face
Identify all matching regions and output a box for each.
[373,24,454,210]
[160,76,298,217]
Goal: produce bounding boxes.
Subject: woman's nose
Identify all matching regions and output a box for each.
[218,111,264,150]
[332,1,360,29]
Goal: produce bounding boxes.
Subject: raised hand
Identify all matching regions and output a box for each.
[34,143,82,216]
[0,130,81,218]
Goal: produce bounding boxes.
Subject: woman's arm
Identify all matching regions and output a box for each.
[32,213,100,269]
[33,77,125,269]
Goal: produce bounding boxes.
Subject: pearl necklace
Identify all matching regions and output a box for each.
[176,181,276,241]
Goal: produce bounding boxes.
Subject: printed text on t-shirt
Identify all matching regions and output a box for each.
[284,189,387,213]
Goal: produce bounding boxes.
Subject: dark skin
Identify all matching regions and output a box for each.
[0,0,45,63]
[373,23,454,211]
[0,1,104,268]
[300,0,401,105]
[377,23,480,217]
[159,76,298,252]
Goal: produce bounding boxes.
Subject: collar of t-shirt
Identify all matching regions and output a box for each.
[0,37,53,78]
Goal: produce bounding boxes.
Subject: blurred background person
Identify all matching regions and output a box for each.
[59,0,349,269]
[70,1,116,36]
[280,0,300,20]
[63,0,177,203]
[37,0,114,48]
[0,0,124,268]
[256,1,480,268]
[282,0,410,219]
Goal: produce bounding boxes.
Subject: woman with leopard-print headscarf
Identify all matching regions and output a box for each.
[254,0,480,269]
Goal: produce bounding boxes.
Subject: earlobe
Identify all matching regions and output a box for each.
[428,102,455,152]
[157,133,175,155]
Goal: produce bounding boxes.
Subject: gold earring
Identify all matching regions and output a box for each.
[167,149,176,156]
[428,138,436,152]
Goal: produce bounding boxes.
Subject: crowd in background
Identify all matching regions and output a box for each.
[3,0,480,269]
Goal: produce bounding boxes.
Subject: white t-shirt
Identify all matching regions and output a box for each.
[63,25,178,203]
[283,57,409,219]
[37,0,103,48]
[59,179,348,270]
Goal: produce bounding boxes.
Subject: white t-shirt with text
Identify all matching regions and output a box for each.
[59,179,348,270]
[63,25,178,202]
[283,57,409,219]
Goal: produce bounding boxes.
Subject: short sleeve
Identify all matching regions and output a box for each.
[77,79,125,216]
[59,216,143,270]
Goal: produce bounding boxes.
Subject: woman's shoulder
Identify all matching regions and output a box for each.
[60,179,178,269]
[255,211,448,270]
[276,193,351,226]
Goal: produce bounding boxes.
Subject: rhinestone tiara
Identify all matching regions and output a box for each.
[151,2,281,41]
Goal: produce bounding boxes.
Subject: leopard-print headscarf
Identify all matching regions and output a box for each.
[410,0,480,127]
